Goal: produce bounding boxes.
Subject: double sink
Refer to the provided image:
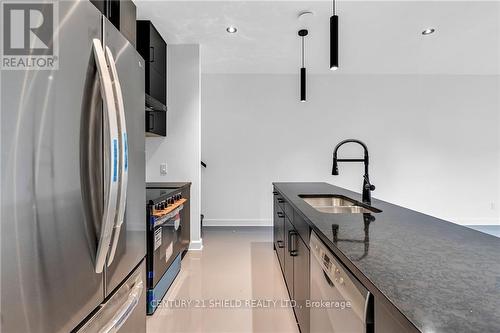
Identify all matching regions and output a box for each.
[300,194,382,214]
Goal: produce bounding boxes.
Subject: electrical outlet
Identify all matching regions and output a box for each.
[160,163,167,175]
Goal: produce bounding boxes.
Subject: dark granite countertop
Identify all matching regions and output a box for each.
[146,182,191,204]
[273,182,500,333]
[146,182,191,189]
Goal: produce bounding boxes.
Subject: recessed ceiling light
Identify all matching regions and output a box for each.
[226,26,237,34]
[422,28,435,35]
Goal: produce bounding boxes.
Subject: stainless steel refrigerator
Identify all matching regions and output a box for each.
[1,1,146,332]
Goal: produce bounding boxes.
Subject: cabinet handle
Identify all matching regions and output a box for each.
[289,231,298,256]
[273,191,279,195]
[287,230,292,253]
[277,198,285,203]
[277,212,284,218]
[288,230,297,255]
[149,46,155,63]
[277,240,284,248]
[147,113,155,131]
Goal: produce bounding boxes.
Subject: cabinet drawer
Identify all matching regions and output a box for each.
[274,192,285,209]
[273,197,285,271]
[293,212,310,247]
[284,200,294,222]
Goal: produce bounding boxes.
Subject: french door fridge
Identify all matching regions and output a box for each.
[1,1,146,332]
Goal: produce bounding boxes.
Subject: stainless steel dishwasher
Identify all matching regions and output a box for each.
[310,231,374,333]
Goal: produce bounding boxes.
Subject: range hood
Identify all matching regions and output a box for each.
[145,94,167,112]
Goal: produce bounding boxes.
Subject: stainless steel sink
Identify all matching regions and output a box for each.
[302,196,356,207]
[299,195,381,214]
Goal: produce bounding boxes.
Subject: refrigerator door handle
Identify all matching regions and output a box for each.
[92,39,120,274]
[104,46,129,267]
[99,279,144,333]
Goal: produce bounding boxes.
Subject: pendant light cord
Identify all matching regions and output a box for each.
[332,0,336,15]
[301,37,305,67]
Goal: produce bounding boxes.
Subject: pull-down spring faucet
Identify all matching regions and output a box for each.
[332,139,375,205]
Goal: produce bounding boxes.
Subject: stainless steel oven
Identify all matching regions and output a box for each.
[146,188,185,314]
[310,231,374,333]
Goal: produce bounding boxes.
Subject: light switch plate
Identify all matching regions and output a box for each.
[160,163,167,175]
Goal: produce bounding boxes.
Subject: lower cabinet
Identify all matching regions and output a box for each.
[375,297,418,333]
[273,188,415,333]
[273,188,310,333]
[273,197,285,270]
[293,235,310,333]
[284,218,295,297]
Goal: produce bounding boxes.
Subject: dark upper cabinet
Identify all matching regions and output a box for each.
[89,0,136,47]
[89,0,107,15]
[145,110,166,137]
[137,20,167,107]
[148,69,166,106]
[109,0,137,47]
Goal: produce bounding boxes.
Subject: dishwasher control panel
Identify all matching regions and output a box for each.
[310,231,370,320]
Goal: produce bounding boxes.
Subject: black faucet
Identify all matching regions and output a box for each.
[332,139,375,205]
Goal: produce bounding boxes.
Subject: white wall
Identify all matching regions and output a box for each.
[146,45,202,248]
[201,73,500,226]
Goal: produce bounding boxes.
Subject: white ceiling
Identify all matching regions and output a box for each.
[135,1,500,74]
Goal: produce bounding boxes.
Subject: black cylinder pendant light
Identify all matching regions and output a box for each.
[330,0,339,70]
[299,29,308,102]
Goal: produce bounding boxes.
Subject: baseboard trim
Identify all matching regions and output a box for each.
[188,238,203,251]
[203,219,272,227]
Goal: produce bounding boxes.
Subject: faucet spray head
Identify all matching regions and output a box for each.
[332,157,339,175]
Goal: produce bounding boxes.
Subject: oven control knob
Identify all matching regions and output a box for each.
[339,277,344,285]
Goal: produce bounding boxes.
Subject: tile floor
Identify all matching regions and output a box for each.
[147,227,299,333]
[465,225,500,238]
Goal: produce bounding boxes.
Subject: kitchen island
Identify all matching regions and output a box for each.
[273,182,500,333]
